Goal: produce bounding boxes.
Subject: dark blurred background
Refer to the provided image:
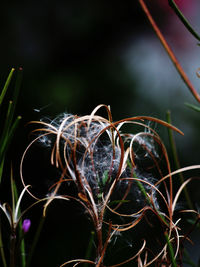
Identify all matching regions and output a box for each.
[1,0,200,266]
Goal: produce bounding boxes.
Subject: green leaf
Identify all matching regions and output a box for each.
[168,0,200,42]
[0,157,5,184]
[102,170,109,186]
[0,116,22,160]
[10,172,26,267]
[26,217,45,267]
[0,101,14,154]
[0,68,22,178]
[166,111,193,210]
[8,68,23,125]
[165,231,177,267]
[84,231,95,267]
[185,102,200,112]
[0,68,15,106]
[0,221,7,267]
[187,219,196,225]
[183,249,196,267]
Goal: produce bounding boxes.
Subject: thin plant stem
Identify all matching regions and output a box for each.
[0,221,7,267]
[138,0,200,103]
[164,231,177,267]
[0,157,5,184]
[0,68,22,154]
[11,171,26,267]
[0,68,15,106]
[19,234,26,267]
[133,172,151,206]
[9,168,17,267]
[132,171,170,226]
[127,160,151,205]
[168,0,200,42]
[183,249,196,267]
[166,111,193,210]
[84,231,95,267]
[15,224,26,267]
[0,115,22,163]
[26,216,45,267]
[8,68,23,128]
[185,102,200,112]
[10,230,16,267]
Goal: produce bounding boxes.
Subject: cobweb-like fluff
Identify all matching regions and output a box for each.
[36,111,162,210]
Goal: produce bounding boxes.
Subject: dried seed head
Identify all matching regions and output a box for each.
[36,110,162,205]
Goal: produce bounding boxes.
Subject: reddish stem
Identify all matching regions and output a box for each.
[139,0,200,103]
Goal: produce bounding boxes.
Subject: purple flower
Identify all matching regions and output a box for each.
[22,219,31,233]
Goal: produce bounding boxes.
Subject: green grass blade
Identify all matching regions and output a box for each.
[0,222,7,267]
[8,68,23,125]
[10,168,26,267]
[0,68,23,155]
[84,231,95,267]
[0,157,5,184]
[0,68,22,266]
[183,249,197,267]
[26,216,45,267]
[10,167,16,219]
[185,102,200,112]
[165,231,177,267]
[168,0,200,42]
[0,68,22,178]
[127,160,152,206]
[20,236,26,267]
[0,68,15,106]
[0,116,22,160]
[0,101,13,159]
[17,213,26,267]
[166,111,193,210]
[127,160,169,226]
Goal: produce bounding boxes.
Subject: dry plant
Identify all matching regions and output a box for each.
[19,1,200,266]
[1,2,200,267]
[20,104,200,266]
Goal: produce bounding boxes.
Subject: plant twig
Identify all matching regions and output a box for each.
[138,0,200,103]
